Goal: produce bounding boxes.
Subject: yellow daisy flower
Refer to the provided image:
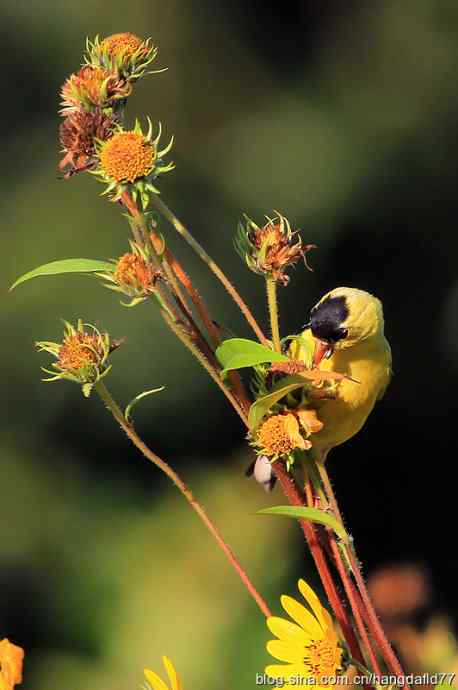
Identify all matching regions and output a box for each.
[144,656,183,690]
[266,579,343,689]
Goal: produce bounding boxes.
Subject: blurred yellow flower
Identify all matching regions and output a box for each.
[144,656,182,690]
[266,579,342,689]
[0,638,24,690]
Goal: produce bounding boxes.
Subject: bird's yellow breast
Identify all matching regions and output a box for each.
[290,331,391,457]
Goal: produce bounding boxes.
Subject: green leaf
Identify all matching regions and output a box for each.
[257,505,348,542]
[10,259,115,290]
[124,387,165,424]
[216,338,289,375]
[248,375,307,431]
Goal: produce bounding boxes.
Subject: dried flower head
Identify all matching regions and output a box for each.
[92,119,174,208]
[0,639,24,690]
[86,33,158,81]
[236,212,316,285]
[36,320,114,397]
[99,242,159,306]
[59,107,115,176]
[255,413,311,460]
[60,66,131,116]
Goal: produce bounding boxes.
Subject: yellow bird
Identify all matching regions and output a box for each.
[290,287,392,461]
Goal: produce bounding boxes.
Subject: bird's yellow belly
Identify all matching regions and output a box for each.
[307,340,390,456]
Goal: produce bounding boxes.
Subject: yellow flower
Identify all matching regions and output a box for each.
[144,657,182,690]
[256,413,311,459]
[266,579,342,689]
[100,32,148,61]
[100,130,156,183]
[93,120,174,208]
[0,638,24,690]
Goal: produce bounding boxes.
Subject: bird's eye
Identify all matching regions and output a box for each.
[330,327,347,343]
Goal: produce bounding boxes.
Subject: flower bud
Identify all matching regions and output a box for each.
[36,320,115,397]
[236,212,315,285]
[86,33,158,82]
[99,242,159,306]
[60,66,131,116]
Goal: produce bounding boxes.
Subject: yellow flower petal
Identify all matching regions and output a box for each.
[298,579,327,630]
[265,663,310,680]
[162,656,182,690]
[281,595,323,639]
[267,616,310,646]
[144,668,170,690]
[266,639,304,663]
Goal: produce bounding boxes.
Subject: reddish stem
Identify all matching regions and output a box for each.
[317,462,408,683]
[273,462,364,665]
[96,381,271,618]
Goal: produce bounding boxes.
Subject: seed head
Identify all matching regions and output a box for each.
[59,107,115,176]
[236,212,316,285]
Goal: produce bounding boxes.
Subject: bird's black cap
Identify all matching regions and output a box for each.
[310,294,349,343]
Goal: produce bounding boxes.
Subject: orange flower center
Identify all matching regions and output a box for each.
[305,639,341,679]
[257,413,302,457]
[58,333,101,371]
[114,253,153,290]
[100,132,155,183]
[100,32,146,59]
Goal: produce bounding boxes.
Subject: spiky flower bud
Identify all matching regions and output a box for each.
[235,212,315,285]
[59,107,116,176]
[60,66,131,116]
[99,242,159,306]
[36,320,114,397]
[92,119,174,208]
[85,33,158,82]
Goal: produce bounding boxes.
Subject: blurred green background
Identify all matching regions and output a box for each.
[2,1,458,688]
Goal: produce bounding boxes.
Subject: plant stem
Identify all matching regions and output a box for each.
[266,278,281,352]
[151,234,251,415]
[314,459,408,683]
[161,310,248,425]
[272,461,365,665]
[94,381,271,618]
[149,194,269,346]
[302,481,381,680]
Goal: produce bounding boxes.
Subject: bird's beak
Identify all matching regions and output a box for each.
[313,339,333,367]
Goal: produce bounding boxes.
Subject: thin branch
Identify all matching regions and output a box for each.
[94,381,271,618]
[272,461,365,665]
[266,278,281,352]
[149,194,269,346]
